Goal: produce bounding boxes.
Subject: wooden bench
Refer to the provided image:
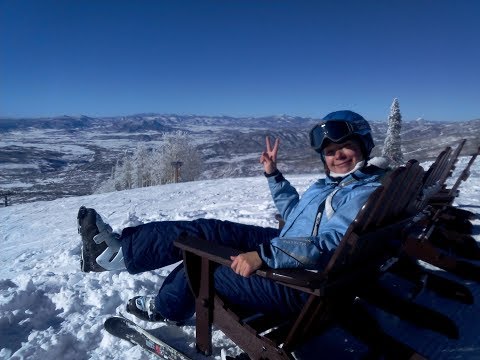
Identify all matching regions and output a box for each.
[175,160,432,359]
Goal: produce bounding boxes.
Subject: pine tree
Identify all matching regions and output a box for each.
[382,98,404,166]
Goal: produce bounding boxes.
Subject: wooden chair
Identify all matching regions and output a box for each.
[390,143,480,306]
[428,146,480,259]
[384,142,479,300]
[433,138,466,190]
[419,139,478,226]
[414,139,465,213]
[175,160,434,359]
[359,143,479,353]
[429,145,479,209]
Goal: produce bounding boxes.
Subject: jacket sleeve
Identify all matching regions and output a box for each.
[258,185,377,270]
[266,171,301,221]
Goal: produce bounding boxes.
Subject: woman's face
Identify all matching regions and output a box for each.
[324,140,364,174]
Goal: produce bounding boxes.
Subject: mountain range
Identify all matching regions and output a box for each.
[1,114,479,204]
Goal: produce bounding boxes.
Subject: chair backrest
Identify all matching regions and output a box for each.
[423,147,452,189]
[447,146,480,197]
[324,160,425,275]
[369,160,424,228]
[437,139,466,186]
[413,139,467,213]
[422,139,465,189]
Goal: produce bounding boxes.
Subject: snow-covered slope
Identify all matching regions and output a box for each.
[1,158,479,359]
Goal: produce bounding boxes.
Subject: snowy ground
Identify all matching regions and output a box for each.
[1,157,479,360]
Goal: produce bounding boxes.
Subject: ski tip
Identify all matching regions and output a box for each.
[104,316,118,327]
[107,314,126,320]
[104,315,128,328]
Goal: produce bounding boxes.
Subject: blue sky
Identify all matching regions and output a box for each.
[1,0,479,121]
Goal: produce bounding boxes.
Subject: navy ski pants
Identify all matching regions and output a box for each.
[119,218,309,322]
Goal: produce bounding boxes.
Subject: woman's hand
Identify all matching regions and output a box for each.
[230,251,263,277]
[259,136,279,174]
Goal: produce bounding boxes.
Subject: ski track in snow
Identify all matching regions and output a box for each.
[1,158,479,359]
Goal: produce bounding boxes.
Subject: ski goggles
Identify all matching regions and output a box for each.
[309,120,357,151]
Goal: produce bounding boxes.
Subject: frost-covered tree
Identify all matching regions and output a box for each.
[382,98,404,165]
[151,131,203,184]
[132,144,152,188]
[123,155,135,189]
[95,131,203,193]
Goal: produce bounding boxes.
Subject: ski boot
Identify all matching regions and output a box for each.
[126,296,165,322]
[77,206,125,272]
[126,296,184,325]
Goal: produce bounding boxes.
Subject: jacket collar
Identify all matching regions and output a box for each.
[325,156,389,186]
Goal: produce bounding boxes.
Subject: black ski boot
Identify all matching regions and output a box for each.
[126,296,165,322]
[77,206,108,272]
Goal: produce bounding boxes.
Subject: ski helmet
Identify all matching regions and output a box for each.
[309,110,375,160]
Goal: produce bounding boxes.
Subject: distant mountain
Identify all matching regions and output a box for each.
[0,113,315,131]
[0,114,479,204]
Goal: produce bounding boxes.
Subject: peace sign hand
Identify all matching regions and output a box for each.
[259,136,279,174]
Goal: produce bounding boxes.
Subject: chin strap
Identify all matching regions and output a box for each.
[329,160,365,178]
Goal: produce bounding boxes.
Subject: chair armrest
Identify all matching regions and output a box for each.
[174,234,327,291]
[174,234,240,267]
[257,268,326,289]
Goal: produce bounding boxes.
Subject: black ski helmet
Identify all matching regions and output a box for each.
[309,110,375,161]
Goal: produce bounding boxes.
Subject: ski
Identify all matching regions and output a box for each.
[104,315,192,360]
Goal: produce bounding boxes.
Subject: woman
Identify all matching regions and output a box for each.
[78,110,388,323]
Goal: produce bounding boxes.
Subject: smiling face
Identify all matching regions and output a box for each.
[323,139,364,174]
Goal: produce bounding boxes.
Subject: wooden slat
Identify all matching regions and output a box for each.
[424,147,452,188]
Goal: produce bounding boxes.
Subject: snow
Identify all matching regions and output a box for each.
[0,181,34,189]
[1,157,479,359]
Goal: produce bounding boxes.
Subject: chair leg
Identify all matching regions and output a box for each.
[213,297,294,360]
[194,257,215,355]
[283,295,332,352]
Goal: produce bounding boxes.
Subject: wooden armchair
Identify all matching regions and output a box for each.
[400,142,480,274]
[381,141,479,310]
[429,145,479,210]
[415,139,465,212]
[174,160,436,359]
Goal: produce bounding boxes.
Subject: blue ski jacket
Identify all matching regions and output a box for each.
[258,160,387,270]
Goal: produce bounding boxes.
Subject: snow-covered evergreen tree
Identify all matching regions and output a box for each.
[382,98,404,165]
[132,144,151,188]
[123,155,134,189]
[162,131,202,183]
[95,131,203,193]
